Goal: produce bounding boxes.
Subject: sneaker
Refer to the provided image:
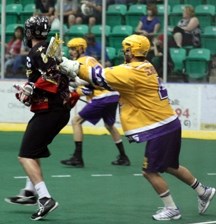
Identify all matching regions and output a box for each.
[111,155,130,166]
[198,187,216,214]
[4,189,37,206]
[60,155,84,168]
[31,197,58,221]
[152,207,181,221]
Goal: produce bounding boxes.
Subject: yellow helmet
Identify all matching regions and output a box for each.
[67,37,87,50]
[122,34,150,57]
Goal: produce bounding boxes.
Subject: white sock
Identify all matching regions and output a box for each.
[191,178,205,196]
[24,177,36,193]
[115,139,122,144]
[35,181,51,199]
[160,190,177,209]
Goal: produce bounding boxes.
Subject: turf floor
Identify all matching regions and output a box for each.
[0,131,216,224]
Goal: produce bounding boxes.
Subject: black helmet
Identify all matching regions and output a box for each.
[24,15,51,47]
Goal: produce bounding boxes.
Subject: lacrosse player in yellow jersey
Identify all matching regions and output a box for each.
[60,34,215,221]
[60,37,130,167]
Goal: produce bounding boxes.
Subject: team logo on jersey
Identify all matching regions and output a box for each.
[41,53,48,63]
[26,56,32,68]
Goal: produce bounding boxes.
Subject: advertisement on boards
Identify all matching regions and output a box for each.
[0,81,216,131]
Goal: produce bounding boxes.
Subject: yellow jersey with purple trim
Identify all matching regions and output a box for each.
[78,60,180,143]
[76,56,119,102]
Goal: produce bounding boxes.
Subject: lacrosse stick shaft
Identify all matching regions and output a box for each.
[79,98,88,104]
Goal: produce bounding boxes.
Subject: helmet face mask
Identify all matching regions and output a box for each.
[24,16,51,47]
[122,34,150,59]
[123,46,133,63]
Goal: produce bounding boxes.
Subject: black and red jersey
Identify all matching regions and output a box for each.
[25,40,70,112]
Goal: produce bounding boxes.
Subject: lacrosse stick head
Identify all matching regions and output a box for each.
[46,33,64,62]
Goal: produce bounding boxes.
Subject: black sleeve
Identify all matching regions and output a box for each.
[27,42,59,83]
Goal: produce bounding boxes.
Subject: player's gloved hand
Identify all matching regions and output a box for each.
[81,86,93,96]
[69,91,80,108]
[69,81,78,88]
[69,77,89,88]
[14,82,34,106]
[59,57,80,79]
[75,76,89,86]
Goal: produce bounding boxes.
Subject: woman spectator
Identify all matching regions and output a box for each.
[11,41,30,78]
[151,34,174,78]
[5,26,24,76]
[135,4,161,41]
[169,5,201,48]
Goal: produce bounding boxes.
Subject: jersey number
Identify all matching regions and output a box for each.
[158,78,168,100]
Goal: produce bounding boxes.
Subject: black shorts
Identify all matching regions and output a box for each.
[19,109,70,159]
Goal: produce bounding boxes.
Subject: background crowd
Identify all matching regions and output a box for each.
[1,0,215,82]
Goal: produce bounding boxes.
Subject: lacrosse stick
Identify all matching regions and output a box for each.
[46,33,64,62]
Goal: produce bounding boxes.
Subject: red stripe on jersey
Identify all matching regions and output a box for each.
[34,77,58,93]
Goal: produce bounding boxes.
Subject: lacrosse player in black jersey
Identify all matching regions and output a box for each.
[4,15,80,221]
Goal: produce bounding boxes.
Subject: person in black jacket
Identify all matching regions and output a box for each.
[4,15,79,221]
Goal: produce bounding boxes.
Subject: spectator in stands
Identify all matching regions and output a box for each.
[135,4,161,42]
[169,5,201,48]
[150,34,174,78]
[4,26,24,76]
[85,33,112,67]
[54,0,82,28]
[79,0,102,31]
[34,0,56,23]
[11,42,29,78]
